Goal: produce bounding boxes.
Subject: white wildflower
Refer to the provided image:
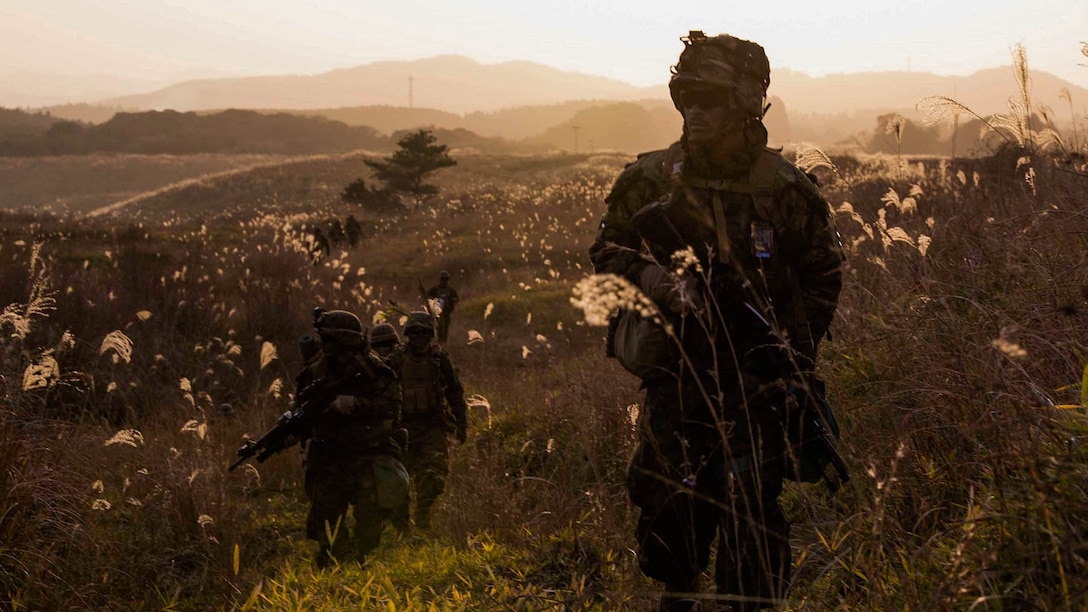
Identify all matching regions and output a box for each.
[105,429,144,447]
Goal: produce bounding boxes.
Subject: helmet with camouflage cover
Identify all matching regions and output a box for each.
[314,309,367,347]
[369,322,400,346]
[404,311,436,336]
[669,30,770,119]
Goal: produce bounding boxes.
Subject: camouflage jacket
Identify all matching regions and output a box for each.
[590,141,844,363]
[295,350,402,453]
[426,285,459,316]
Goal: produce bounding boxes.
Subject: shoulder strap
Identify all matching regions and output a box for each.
[747,149,817,361]
[749,148,784,227]
[675,146,816,359]
[661,141,685,184]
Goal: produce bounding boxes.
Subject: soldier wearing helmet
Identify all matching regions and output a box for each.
[590,32,845,611]
[425,271,459,344]
[386,310,468,532]
[296,308,408,568]
[368,322,401,360]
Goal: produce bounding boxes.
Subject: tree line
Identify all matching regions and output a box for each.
[0,108,535,157]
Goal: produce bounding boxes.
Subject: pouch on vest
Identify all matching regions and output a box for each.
[371,455,410,511]
[612,309,673,380]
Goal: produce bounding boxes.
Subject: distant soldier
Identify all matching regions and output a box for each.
[425,271,459,344]
[328,219,346,247]
[296,308,408,567]
[386,311,468,531]
[345,214,363,248]
[310,226,330,262]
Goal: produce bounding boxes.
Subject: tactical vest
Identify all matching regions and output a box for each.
[399,350,444,415]
[659,142,817,359]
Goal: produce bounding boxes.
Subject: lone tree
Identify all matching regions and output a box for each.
[343,129,456,210]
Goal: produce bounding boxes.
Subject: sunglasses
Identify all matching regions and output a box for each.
[680,88,735,110]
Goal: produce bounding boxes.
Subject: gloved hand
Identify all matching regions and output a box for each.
[330,394,357,415]
[639,264,702,315]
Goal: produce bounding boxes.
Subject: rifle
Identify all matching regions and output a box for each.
[228,371,362,471]
[417,277,437,317]
[787,379,850,492]
[629,196,850,491]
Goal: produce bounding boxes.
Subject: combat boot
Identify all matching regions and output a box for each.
[659,576,703,611]
[415,507,433,532]
[314,547,332,570]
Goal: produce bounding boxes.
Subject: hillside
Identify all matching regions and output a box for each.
[8,52,1086,156]
[305,100,642,141]
[0,109,392,156]
[15,54,1079,156]
[81,56,1088,127]
[772,66,1088,118]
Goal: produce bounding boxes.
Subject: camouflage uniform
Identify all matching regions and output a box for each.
[368,323,401,361]
[345,214,362,248]
[386,312,468,530]
[297,309,406,567]
[590,32,844,611]
[426,272,459,344]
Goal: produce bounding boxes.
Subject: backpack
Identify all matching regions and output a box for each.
[610,308,674,380]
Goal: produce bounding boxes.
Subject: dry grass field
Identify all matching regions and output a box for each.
[2,133,1088,610]
[0,153,306,215]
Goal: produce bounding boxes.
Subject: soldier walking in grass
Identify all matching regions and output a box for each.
[590,31,845,611]
[386,311,468,532]
[296,309,409,567]
[327,219,346,247]
[345,214,363,248]
[426,271,459,344]
[368,322,401,361]
[309,226,330,262]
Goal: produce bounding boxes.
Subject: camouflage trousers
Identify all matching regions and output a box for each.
[436,314,452,344]
[627,376,792,611]
[399,422,451,529]
[304,443,398,562]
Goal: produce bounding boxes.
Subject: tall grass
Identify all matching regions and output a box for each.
[2,93,1088,609]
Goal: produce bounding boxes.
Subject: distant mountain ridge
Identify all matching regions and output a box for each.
[5,55,1087,155]
[99,55,660,114]
[84,55,1088,123]
[772,67,1088,118]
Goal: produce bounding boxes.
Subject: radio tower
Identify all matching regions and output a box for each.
[408,75,414,108]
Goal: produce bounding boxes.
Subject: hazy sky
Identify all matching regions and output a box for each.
[3,0,1087,89]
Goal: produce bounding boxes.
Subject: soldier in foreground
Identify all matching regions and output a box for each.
[386,311,468,531]
[589,32,845,611]
[425,271,459,344]
[234,309,407,568]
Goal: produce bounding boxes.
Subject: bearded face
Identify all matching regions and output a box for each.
[679,87,745,147]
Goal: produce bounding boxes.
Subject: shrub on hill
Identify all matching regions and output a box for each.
[343,129,458,211]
